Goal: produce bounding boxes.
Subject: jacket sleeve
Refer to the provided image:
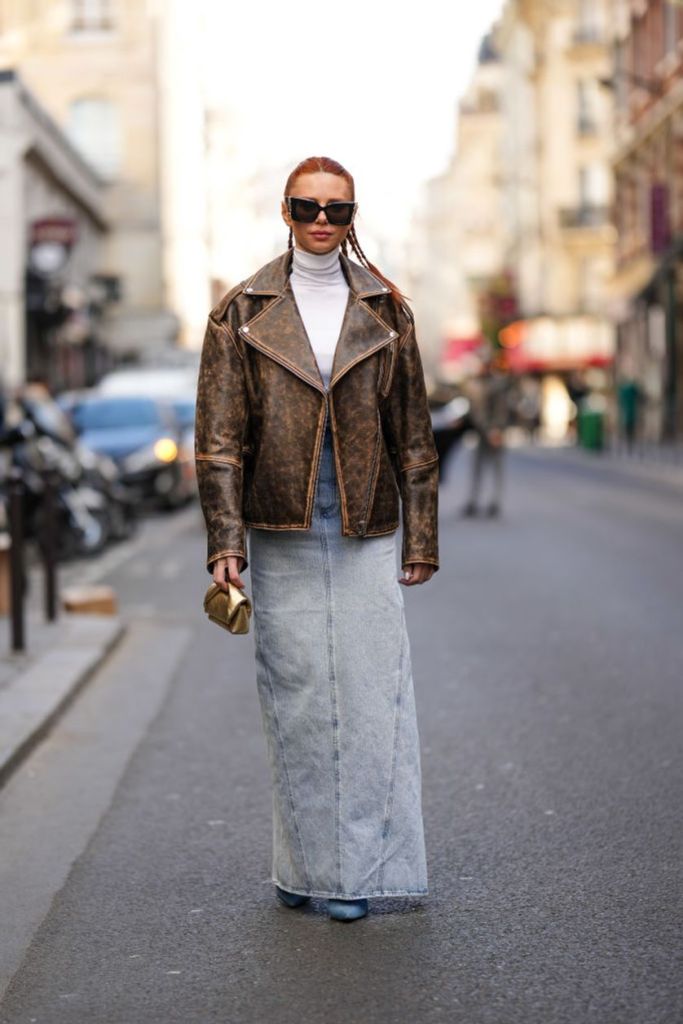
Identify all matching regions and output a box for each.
[194,314,249,574]
[382,312,440,572]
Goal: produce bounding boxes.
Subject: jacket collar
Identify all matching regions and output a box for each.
[242,248,391,299]
[238,249,398,393]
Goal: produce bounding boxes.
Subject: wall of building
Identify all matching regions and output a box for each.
[0,71,109,390]
[410,0,617,397]
[0,0,179,355]
[610,0,683,440]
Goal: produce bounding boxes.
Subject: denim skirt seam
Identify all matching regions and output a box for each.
[318,509,343,893]
[376,612,406,893]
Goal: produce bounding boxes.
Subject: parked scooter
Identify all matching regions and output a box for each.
[0,419,106,559]
[0,391,137,561]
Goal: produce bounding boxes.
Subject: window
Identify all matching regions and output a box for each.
[577,80,599,135]
[664,0,679,57]
[72,398,162,432]
[67,97,121,178]
[576,0,602,42]
[579,164,609,208]
[70,0,116,32]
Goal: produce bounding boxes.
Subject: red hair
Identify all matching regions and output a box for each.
[284,156,408,310]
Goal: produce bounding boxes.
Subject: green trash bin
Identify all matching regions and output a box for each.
[577,408,604,450]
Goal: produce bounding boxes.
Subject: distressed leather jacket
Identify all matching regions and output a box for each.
[194,248,439,574]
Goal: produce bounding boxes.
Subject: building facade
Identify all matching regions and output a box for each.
[407,34,507,378]
[411,0,617,422]
[0,70,114,391]
[611,0,683,442]
[0,0,179,357]
[493,0,616,386]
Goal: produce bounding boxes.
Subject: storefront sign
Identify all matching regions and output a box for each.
[497,316,615,372]
[28,217,79,277]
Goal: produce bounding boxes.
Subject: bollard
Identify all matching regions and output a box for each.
[40,469,59,623]
[8,467,25,652]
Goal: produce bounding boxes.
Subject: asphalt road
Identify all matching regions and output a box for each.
[1,445,681,1024]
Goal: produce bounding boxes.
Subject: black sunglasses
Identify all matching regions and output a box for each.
[285,196,357,226]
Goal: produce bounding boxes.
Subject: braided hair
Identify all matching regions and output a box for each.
[284,156,408,311]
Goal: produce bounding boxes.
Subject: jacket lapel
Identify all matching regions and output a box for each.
[239,283,326,392]
[335,252,401,386]
[238,248,399,392]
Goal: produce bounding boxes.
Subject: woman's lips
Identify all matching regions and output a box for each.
[311,231,332,239]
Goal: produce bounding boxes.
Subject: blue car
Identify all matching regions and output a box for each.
[67,395,194,509]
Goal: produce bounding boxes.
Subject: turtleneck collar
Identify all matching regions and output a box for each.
[291,244,345,286]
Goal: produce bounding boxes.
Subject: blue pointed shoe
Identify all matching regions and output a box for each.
[275,885,310,909]
[327,898,369,921]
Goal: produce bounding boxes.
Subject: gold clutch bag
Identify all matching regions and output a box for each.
[203,581,252,634]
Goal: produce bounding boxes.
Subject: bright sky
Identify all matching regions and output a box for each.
[201,0,504,267]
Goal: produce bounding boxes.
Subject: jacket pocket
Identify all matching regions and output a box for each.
[378,342,396,398]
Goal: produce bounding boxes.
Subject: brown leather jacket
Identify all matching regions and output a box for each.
[194,248,439,574]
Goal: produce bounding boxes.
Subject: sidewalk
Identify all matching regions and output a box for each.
[0,607,125,786]
[512,438,683,494]
[0,504,199,789]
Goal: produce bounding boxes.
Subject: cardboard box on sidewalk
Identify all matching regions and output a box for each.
[61,585,118,616]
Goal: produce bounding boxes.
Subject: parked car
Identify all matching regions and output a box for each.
[65,395,194,509]
[168,394,196,493]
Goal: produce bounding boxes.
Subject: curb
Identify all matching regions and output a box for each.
[0,615,126,788]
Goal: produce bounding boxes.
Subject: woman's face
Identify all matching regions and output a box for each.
[281,171,355,255]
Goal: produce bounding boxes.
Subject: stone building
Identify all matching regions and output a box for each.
[610,0,683,442]
[411,0,617,415]
[0,0,179,357]
[407,34,507,376]
[0,70,112,391]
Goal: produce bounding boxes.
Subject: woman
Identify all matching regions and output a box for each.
[195,156,439,922]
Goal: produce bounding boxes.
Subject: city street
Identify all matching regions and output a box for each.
[0,447,681,1024]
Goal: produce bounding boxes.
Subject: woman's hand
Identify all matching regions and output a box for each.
[212,555,246,592]
[399,562,435,587]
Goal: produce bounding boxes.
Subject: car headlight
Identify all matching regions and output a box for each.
[153,437,178,463]
[123,438,178,473]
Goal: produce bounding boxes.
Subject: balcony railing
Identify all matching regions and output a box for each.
[559,205,612,229]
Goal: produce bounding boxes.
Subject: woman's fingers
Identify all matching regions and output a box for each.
[212,556,246,591]
[212,557,230,592]
[227,555,246,589]
[398,563,435,586]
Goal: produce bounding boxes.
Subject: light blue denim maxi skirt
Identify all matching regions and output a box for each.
[247,422,428,900]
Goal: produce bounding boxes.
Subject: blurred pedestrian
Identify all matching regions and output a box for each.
[516,376,542,443]
[461,353,511,518]
[194,156,439,923]
[617,374,642,454]
[430,387,472,482]
[566,370,590,444]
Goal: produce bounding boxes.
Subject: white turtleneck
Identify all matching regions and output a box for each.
[290,244,349,389]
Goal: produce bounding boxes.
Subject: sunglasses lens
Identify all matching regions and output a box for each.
[325,202,355,225]
[289,198,319,223]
